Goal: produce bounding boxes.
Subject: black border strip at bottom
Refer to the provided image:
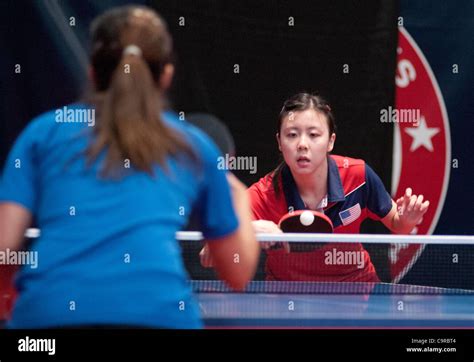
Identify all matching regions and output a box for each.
[0,329,472,360]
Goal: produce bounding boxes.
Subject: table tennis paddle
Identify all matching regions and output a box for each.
[276,210,333,252]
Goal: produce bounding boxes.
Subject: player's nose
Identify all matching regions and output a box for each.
[297,135,309,150]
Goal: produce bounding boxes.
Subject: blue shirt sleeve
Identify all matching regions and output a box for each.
[0,122,39,212]
[365,163,393,220]
[188,128,239,239]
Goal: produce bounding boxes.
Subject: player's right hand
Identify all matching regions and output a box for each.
[251,220,289,252]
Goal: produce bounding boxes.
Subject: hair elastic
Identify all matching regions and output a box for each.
[123,44,142,57]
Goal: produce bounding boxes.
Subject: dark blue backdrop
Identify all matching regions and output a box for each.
[397,0,474,287]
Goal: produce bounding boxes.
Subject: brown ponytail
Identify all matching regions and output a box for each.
[86,6,196,177]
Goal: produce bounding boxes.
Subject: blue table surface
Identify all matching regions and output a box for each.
[192,281,474,328]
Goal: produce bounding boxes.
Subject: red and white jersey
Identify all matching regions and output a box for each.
[248,155,393,282]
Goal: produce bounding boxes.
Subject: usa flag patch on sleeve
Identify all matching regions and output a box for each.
[339,203,361,226]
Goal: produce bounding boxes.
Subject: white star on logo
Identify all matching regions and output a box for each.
[404,116,440,152]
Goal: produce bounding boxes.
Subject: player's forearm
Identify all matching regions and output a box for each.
[0,203,32,251]
[227,174,260,276]
[207,174,260,290]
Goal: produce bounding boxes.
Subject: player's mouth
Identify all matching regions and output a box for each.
[296,156,311,167]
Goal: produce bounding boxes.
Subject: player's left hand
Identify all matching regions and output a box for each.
[199,243,214,268]
[396,187,430,228]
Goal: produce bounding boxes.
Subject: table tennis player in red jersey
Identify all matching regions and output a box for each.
[248,92,430,282]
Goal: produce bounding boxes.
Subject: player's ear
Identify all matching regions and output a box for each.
[276,133,281,152]
[327,133,336,152]
[159,63,174,91]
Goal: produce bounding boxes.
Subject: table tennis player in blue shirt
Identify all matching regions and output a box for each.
[0,5,259,329]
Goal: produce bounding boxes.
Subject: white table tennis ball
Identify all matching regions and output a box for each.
[300,210,315,226]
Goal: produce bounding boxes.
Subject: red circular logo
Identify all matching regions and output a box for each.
[390,27,451,282]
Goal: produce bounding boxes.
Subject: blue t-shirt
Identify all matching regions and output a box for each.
[0,104,238,328]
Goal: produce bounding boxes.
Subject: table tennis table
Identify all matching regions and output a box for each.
[192,281,474,328]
